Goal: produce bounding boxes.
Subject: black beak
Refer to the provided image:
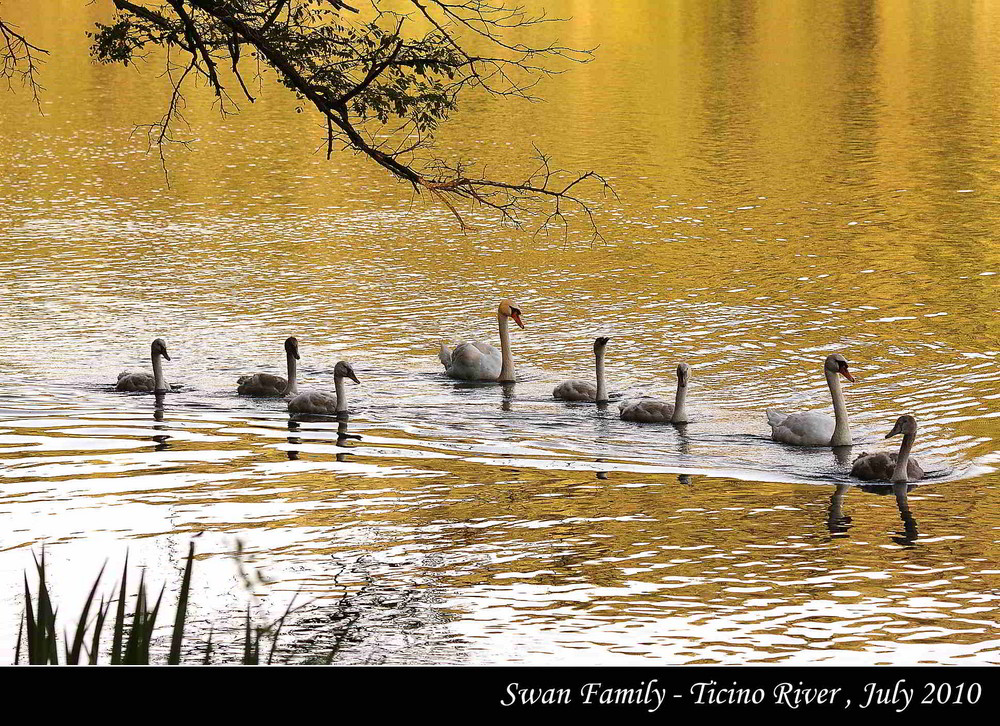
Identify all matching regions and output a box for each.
[163,351,171,361]
[349,372,360,384]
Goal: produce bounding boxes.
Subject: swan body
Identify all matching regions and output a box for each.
[552,380,598,402]
[851,415,925,483]
[238,337,299,397]
[619,363,690,423]
[287,361,359,415]
[116,338,171,393]
[439,341,503,381]
[554,337,609,402]
[439,300,524,382]
[767,354,855,446]
[766,410,836,446]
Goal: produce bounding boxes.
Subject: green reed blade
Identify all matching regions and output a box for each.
[67,562,106,664]
[143,585,164,663]
[32,551,59,664]
[89,596,111,665]
[32,553,49,664]
[14,614,23,665]
[168,543,194,665]
[23,574,37,664]
[110,553,128,665]
[123,573,145,665]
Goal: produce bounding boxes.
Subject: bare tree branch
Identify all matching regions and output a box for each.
[0,12,48,109]
[9,1,613,236]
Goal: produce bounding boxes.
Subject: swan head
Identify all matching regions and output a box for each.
[498,299,524,329]
[334,360,360,384]
[284,336,300,360]
[594,336,610,352]
[824,353,855,382]
[676,362,690,387]
[886,414,917,439]
[151,338,170,361]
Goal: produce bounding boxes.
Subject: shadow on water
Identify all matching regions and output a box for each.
[829,481,920,545]
[286,412,360,461]
[152,392,170,451]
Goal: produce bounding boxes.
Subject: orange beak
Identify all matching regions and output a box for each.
[838,364,856,382]
[511,311,524,329]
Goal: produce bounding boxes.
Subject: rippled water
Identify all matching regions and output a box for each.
[1,0,999,664]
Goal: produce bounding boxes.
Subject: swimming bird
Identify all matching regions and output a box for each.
[553,337,610,403]
[767,354,855,446]
[438,299,524,382]
[619,363,690,423]
[238,336,300,397]
[851,414,925,483]
[116,338,171,393]
[287,361,360,415]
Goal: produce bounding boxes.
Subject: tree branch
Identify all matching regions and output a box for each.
[0,15,48,109]
[82,1,612,236]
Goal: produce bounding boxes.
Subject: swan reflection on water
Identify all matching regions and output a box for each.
[151,392,170,451]
[500,381,516,412]
[286,418,302,461]
[336,413,361,463]
[828,481,919,545]
[285,413,360,461]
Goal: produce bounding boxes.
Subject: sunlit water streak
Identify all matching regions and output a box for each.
[0,0,999,664]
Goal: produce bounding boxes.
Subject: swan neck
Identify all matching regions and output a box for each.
[334,375,347,412]
[151,353,167,392]
[892,431,916,483]
[826,369,852,445]
[497,314,515,382]
[284,351,298,395]
[672,380,688,423]
[595,347,607,402]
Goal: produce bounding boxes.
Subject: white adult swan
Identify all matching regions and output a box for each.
[287,361,360,415]
[851,415,925,483]
[438,300,524,382]
[767,354,855,446]
[116,338,171,393]
[619,363,690,423]
[238,337,300,397]
[554,337,610,402]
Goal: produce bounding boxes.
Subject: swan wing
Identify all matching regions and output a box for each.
[238,373,287,397]
[443,341,502,381]
[619,398,675,423]
[553,380,597,401]
[850,452,924,482]
[116,371,155,392]
[769,411,835,446]
[851,452,892,481]
[287,390,339,415]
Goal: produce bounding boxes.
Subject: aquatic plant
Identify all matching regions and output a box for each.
[14,543,349,665]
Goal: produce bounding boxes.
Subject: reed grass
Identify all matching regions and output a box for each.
[14,543,330,665]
